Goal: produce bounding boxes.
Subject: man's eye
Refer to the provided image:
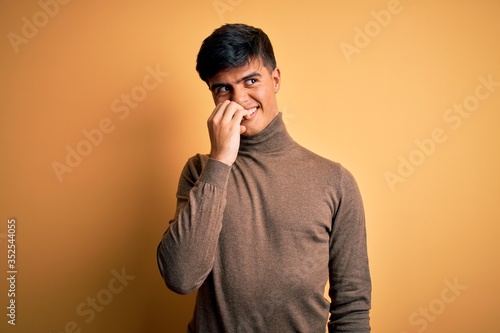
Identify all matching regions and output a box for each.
[217,85,230,93]
[245,78,257,85]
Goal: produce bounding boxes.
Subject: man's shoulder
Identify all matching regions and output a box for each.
[291,143,358,184]
[293,143,341,168]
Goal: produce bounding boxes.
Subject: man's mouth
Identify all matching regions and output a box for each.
[243,106,258,120]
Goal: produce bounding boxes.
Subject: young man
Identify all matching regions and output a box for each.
[157,23,371,332]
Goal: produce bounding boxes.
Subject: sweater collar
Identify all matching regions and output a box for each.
[239,113,295,154]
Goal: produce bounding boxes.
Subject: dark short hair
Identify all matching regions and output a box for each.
[196,23,277,83]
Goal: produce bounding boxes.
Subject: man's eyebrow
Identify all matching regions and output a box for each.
[209,72,262,91]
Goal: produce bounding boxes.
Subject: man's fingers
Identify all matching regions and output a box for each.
[209,101,251,132]
[209,100,231,123]
[213,101,250,123]
[231,108,251,122]
[220,101,243,121]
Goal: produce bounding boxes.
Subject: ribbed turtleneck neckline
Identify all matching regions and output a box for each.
[239,113,295,154]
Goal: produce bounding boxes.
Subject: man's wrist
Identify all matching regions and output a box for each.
[209,152,234,166]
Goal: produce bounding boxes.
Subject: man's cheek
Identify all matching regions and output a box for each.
[215,96,229,105]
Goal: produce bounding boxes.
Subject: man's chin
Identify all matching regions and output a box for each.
[241,125,258,137]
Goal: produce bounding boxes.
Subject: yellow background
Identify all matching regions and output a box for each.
[1,0,499,332]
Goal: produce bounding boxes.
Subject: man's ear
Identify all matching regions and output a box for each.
[272,67,281,93]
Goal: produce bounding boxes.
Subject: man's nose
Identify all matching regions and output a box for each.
[231,87,248,106]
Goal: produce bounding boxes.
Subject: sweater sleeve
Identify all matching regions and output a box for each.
[328,166,372,332]
[157,155,231,295]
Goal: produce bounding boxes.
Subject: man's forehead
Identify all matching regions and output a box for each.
[209,58,265,84]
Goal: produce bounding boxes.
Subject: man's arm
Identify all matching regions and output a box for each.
[157,155,230,294]
[328,166,371,332]
[157,100,249,294]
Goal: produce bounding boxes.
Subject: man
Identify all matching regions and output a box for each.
[157,23,371,332]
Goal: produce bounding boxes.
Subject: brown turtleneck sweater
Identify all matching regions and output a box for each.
[157,113,371,332]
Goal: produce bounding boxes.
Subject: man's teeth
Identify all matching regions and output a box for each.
[246,107,257,115]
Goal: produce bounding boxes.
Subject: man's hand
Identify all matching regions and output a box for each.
[207,100,250,166]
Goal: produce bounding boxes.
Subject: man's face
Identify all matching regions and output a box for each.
[208,57,281,136]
